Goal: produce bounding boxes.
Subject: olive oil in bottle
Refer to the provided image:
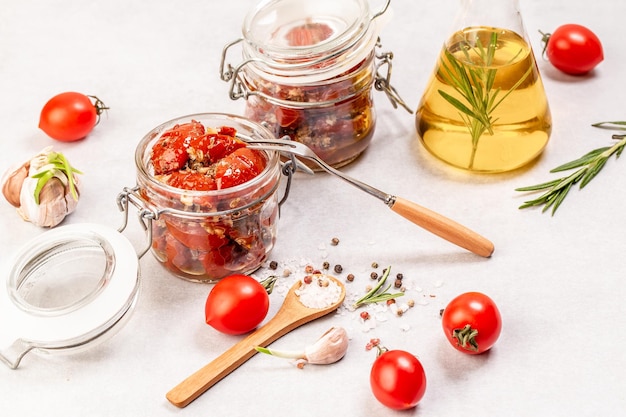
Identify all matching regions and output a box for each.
[415,3,551,173]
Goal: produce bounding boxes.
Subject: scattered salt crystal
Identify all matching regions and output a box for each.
[389,303,399,315]
[398,303,410,314]
[399,324,411,332]
[276,285,288,296]
[360,318,377,332]
[433,280,444,288]
[374,312,388,322]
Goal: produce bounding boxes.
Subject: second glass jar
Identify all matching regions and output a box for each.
[221,0,401,169]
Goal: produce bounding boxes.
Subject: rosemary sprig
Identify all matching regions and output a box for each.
[353,266,404,309]
[516,121,626,215]
[31,151,82,204]
[438,31,531,169]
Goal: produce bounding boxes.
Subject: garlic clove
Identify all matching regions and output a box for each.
[17,175,80,228]
[1,161,30,207]
[303,326,349,365]
[255,326,350,366]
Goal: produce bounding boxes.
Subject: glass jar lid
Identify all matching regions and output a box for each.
[0,223,140,369]
[241,0,391,81]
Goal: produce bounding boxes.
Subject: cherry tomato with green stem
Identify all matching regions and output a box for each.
[541,24,604,75]
[369,343,427,410]
[39,92,109,141]
[204,274,277,335]
[441,292,502,354]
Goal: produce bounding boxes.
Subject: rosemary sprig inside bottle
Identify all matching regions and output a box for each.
[353,266,404,309]
[516,121,626,215]
[438,31,531,169]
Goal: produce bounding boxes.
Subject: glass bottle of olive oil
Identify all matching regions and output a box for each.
[415,1,551,173]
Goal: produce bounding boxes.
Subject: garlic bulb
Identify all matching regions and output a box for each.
[1,147,81,228]
[255,326,349,366]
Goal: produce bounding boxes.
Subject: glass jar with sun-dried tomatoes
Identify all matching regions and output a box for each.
[220,0,409,169]
[130,113,282,283]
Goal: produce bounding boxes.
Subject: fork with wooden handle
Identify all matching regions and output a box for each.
[244,137,495,258]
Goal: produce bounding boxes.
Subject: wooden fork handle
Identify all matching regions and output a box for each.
[390,196,494,258]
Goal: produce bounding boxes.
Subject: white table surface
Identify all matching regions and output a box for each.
[1,0,625,416]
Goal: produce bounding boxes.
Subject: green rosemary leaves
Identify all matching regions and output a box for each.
[516,121,626,215]
[438,31,531,169]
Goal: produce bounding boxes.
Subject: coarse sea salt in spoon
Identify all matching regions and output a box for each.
[166,275,346,408]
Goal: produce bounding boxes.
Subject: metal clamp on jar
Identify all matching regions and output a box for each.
[219,0,411,170]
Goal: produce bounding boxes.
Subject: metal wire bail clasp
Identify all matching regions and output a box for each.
[374,38,413,113]
[371,0,391,21]
[116,186,157,259]
[219,38,257,101]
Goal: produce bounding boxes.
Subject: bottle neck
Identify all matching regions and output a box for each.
[456,0,525,37]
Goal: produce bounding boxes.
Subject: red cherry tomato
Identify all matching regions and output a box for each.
[275,107,301,128]
[214,147,267,189]
[151,120,205,175]
[188,132,247,164]
[541,24,604,75]
[39,92,108,141]
[284,22,334,47]
[164,171,217,191]
[441,292,502,354]
[204,274,270,335]
[370,349,427,410]
[164,219,228,250]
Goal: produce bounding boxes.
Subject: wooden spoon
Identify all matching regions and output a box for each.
[166,276,346,408]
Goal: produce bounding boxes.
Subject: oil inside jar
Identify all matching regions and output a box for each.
[416,27,551,173]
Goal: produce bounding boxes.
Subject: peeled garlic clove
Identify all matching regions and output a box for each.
[1,161,30,207]
[303,326,349,365]
[255,326,350,366]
